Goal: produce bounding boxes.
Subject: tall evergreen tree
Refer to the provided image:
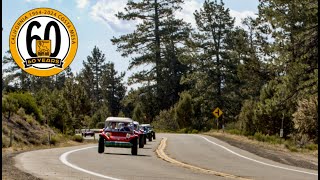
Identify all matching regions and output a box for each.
[101,62,126,116]
[183,0,236,125]
[111,0,192,113]
[80,46,106,109]
[2,51,31,91]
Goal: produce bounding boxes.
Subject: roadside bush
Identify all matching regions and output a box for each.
[305,144,318,151]
[50,135,60,145]
[25,114,35,126]
[238,100,256,135]
[226,129,242,135]
[96,122,105,129]
[152,107,179,131]
[253,132,265,142]
[2,136,10,148]
[175,92,194,128]
[2,126,9,135]
[191,129,199,134]
[177,128,188,133]
[72,135,84,142]
[284,139,297,152]
[292,95,318,143]
[10,93,42,122]
[252,132,282,144]
[17,107,26,117]
[264,135,281,144]
[2,95,19,120]
[41,136,49,145]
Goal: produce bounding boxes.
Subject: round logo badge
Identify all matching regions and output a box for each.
[9,8,78,77]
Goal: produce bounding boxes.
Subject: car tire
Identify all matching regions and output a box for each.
[98,137,105,154]
[139,135,144,148]
[148,134,152,142]
[84,134,86,137]
[153,132,156,140]
[131,138,138,155]
[144,135,147,144]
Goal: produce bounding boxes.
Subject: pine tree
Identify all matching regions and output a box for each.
[2,51,31,91]
[81,46,106,109]
[183,0,236,124]
[111,0,191,112]
[101,62,126,116]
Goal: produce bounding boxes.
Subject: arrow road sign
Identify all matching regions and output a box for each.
[213,107,223,119]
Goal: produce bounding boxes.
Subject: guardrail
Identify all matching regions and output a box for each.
[75,129,102,134]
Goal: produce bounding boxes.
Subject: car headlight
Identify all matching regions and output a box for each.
[126,133,130,138]
[106,132,111,137]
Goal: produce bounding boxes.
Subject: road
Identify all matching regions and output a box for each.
[15,133,317,180]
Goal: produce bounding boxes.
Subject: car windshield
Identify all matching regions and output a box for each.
[104,121,133,132]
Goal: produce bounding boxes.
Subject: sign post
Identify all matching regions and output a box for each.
[280,129,283,138]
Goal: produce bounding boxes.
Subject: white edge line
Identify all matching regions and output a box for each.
[196,135,318,176]
[59,146,123,180]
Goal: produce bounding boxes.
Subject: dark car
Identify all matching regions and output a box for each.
[82,129,95,137]
[131,121,147,147]
[140,124,155,141]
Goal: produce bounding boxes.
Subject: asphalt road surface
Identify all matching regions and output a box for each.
[15,133,317,180]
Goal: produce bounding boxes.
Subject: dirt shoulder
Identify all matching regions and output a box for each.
[2,140,97,180]
[204,131,318,170]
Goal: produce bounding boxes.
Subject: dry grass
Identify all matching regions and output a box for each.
[203,130,318,170]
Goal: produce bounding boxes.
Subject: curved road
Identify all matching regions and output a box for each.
[15,133,317,180]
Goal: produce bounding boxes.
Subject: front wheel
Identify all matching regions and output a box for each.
[139,135,144,148]
[148,134,152,142]
[144,135,147,144]
[131,138,138,155]
[98,137,105,154]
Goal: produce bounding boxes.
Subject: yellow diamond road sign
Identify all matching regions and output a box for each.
[213,107,223,118]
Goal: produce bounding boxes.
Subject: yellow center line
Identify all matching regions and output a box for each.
[155,137,252,180]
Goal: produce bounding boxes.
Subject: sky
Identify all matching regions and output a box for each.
[2,0,259,89]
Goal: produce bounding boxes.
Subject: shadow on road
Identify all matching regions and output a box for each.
[103,152,151,157]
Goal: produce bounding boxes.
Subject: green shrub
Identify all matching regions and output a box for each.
[191,129,199,134]
[25,115,35,126]
[96,122,105,129]
[2,136,10,148]
[227,129,242,135]
[50,135,60,145]
[2,95,19,119]
[292,95,318,143]
[10,93,42,122]
[305,144,318,151]
[284,140,297,151]
[177,128,188,133]
[41,136,49,145]
[72,135,84,142]
[153,107,179,131]
[2,126,9,135]
[288,146,298,152]
[17,107,26,117]
[253,132,265,142]
[265,135,282,144]
[175,92,194,128]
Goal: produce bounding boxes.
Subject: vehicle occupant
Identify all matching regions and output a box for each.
[111,122,116,129]
[105,122,117,131]
[122,123,131,131]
